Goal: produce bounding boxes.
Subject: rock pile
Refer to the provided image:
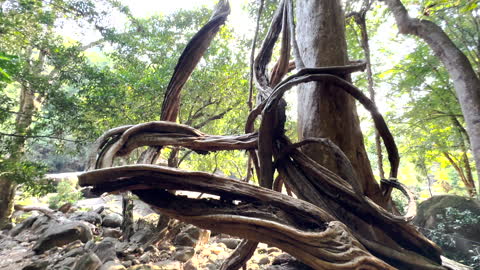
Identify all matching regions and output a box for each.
[0,200,312,270]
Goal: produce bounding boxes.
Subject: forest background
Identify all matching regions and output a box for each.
[0,0,478,223]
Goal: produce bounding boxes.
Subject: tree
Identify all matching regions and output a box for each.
[384,43,476,197]
[295,0,386,204]
[382,0,480,196]
[80,0,463,269]
[345,0,386,180]
[0,0,121,228]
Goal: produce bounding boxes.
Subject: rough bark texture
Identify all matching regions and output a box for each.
[78,0,471,269]
[296,0,383,203]
[383,0,480,195]
[350,7,386,180]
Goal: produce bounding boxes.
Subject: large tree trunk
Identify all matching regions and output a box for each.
[296,0,383,203]
[383,0,480,195]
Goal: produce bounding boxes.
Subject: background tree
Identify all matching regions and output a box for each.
[382,0,480,196]
[0,0,122,228]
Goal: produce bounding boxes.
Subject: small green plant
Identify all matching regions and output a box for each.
[48,181,83,209]
[423,207,480,269]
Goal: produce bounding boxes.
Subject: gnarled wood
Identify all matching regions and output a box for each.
[80,0,461,269]
[78,165,395,270]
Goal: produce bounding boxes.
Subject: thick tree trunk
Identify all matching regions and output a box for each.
[383,0,480,195]
[296,0,383,203]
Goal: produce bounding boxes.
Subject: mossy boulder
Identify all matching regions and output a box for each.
[413,195,480,268]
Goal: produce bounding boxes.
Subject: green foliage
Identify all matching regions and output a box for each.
[343,0,479,196]
[0,52,19,83]
[422,207,480,268]
[47,181,82,209]
[0,157,54,197]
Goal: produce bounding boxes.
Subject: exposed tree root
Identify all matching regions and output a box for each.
[79,0,463,269]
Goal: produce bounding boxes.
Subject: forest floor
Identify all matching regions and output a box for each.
[0,194,311,270]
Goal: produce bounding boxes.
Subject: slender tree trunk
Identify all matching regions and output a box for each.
[461,150,476,193]
[383,0,480,195]
[296,0,384,203]
[442,151,476,197]
[353,11,385,180]
[0,85,35,228]
[452,115,477,195]
[0,178,17,229]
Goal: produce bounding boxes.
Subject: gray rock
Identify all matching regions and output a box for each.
[138,252,151,263]
[272,253,295,265]
[0,236,20,251]
[414,195,480,266]
[33,222,93,254]
[81,187,101,199]
[153,260,183,269]
[55,256,78,269]
[216,238,241,249]
[85,240,96,250]
[173,225,202,247]
[122,260,132,268]
[30,215,52,234]
[72,251,102,270]
[124,254,136,261]
[173,233,196,247]
[206,263,218,270]
[71,211,102,225]
[94,206,105,215]
[258,256,271,265]
[102,227,122,238]
[144,245,159,255]
[102,213,123,228]
[99,261,126,270]
[114,241,129,257]
[129,228,153,245]
[63,247,85,259]
[173,246,195,262]
[22,260,49,270]
[183,225,201,239]
[93,237,118,263]
[11,216,38,237]
[184,259,198,270]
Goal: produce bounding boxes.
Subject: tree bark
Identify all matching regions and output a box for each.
[296,0,383,203]
[0,177,17,229]
[383,0,480,195]
[351,8,385,180]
